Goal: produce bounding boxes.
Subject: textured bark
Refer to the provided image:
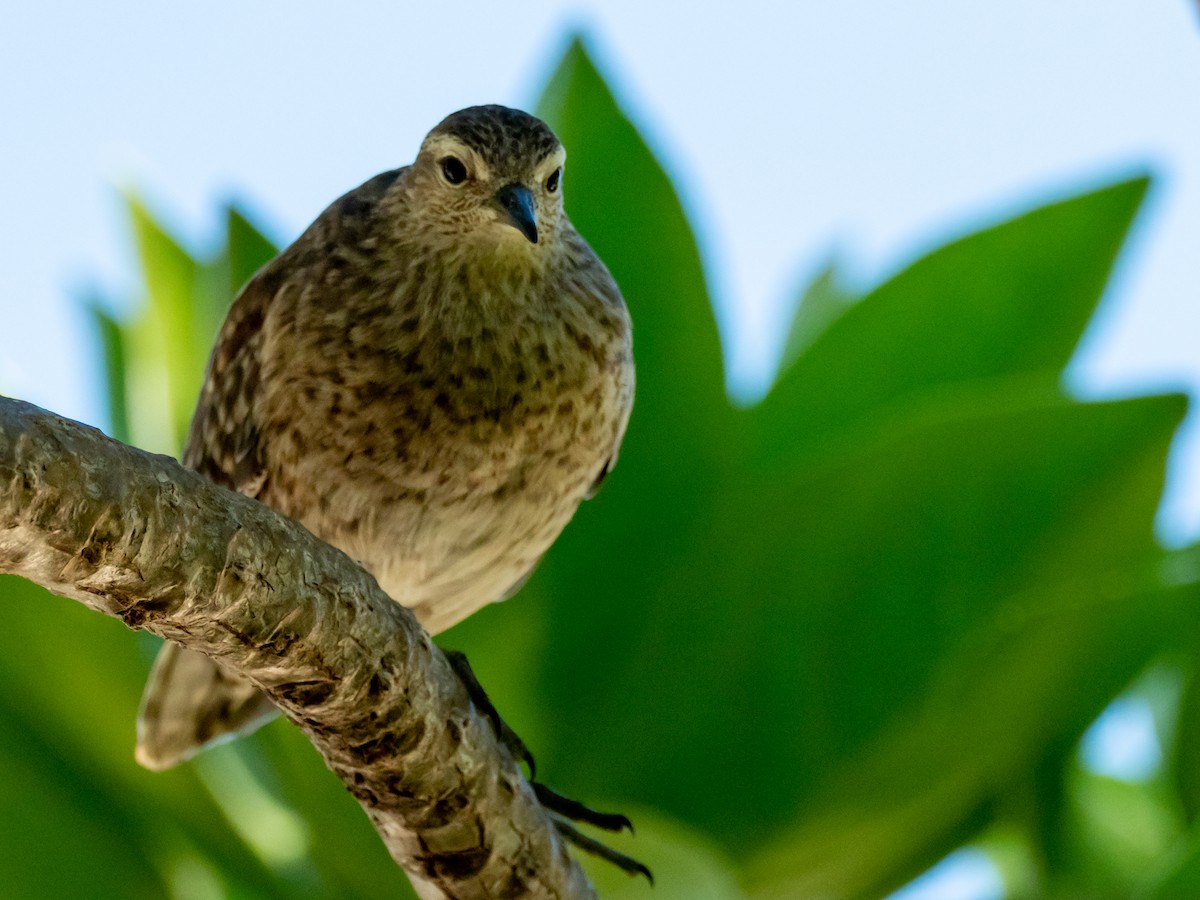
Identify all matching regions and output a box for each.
[0,396,595,900]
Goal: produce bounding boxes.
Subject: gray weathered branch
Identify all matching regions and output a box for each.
[0,396,594,900]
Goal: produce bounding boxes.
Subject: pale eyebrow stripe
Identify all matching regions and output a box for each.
[423,136,491,181]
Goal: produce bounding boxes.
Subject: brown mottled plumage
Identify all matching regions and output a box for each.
[136,105,634,769]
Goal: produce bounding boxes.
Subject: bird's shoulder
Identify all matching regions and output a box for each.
[180,169,403,488]
[182,266,274,493]
[285,167,408,269]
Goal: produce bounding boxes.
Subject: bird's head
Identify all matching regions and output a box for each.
[405,105,567,259]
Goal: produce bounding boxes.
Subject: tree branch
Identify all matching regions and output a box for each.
[0,396,595,900]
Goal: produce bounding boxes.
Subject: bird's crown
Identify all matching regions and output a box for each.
[426,105,561,171]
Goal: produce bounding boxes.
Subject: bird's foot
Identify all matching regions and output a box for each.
[537,783,653,882]
[443,648,652,883]
[533,782,632,833]
[552,818,654,884]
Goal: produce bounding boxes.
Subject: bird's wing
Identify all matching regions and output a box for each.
[182,166,409,496]
[181,271,273,496]
[585,356,634,500]
[585,457,614,499]
[140,167,411,770]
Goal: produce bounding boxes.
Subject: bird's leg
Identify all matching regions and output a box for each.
[442,648,648,877]
[444,648,535,776]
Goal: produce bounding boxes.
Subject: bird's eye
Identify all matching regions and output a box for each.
[545,167,561,193]
[440,156,468,185]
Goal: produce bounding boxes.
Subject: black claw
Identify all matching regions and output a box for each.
[534,782,633,833]
[553,818,653,884]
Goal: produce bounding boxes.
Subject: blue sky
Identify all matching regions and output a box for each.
[1,2,1197,542]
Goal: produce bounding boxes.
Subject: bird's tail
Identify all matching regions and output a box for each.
[135,642,278,770]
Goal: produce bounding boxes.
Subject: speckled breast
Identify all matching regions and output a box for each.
[259,282,632,635]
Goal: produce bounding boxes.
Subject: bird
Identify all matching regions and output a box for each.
[134,104,641,874]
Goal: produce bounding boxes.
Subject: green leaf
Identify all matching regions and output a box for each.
[226,204,279,297]
[1165,546,1200,825]
[1049,769,1183,897]
[755,174,1152,458]
[577,807,743,900]
[566,388,1180,830]
[194,204,280,359]
[1140,818,1200,899]
[230,726,419,898]
[0,576,290,899]
[85,296,131,443]
[126,193,205,451]
[114,197,279,459]
[747,576,1198,898]
[536,36,733,471]
[0,697,168,900]
[779,256,858,373]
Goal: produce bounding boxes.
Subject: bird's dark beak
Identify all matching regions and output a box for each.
[495,183,538,244]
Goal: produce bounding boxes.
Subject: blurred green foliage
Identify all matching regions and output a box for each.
[2,34,1200,899]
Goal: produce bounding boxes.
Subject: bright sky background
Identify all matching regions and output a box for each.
[1,3,1196,895]
[1,2,1198,541]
